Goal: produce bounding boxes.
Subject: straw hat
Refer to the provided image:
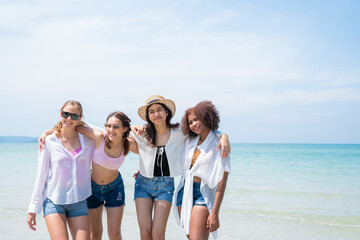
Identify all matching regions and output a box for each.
[138,95,176,121]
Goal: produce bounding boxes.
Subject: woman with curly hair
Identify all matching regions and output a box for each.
[174,100,231,240]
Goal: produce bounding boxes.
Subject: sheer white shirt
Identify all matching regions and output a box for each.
[28,133,95,214]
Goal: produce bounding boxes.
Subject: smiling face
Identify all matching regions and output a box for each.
[60,104,82,129]
[105,116,128,141]
[187,112,208,136]
[147,103,168,125]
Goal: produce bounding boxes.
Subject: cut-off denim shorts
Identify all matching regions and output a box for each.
[43,198,89,218]
[87,172,125,209]
[134,174,174,204]
[176,182,207,207]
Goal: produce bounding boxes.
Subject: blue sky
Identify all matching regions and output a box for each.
[0,0,359,143]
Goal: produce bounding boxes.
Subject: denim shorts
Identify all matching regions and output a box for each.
[176,182,207,207]
[43,198,89,218]
[134,174,175,204]
[87,172,125,209]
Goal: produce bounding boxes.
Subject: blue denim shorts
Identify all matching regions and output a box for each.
[134,174,175,204]
[43,198,89,217]
[176,182,207,207]
[87,172,125,209]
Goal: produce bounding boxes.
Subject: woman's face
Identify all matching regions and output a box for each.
[60,105,82,128]
[188,112,207,135]
[105,116,127,141]
[147,103,168,125]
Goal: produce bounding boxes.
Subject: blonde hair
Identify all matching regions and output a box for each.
[54,100,83,138]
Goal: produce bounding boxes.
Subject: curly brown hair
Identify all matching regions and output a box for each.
[181,100,220,139]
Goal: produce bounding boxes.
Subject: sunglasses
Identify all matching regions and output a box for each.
[61,111,81,120]
[104,124,121,130]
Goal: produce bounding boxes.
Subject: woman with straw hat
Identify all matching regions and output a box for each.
[130,95,230,240]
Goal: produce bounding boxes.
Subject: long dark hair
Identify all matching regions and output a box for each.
[144,103,179,146]
[105,111,131,155]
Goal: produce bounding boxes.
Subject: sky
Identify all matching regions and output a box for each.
[0,0,359,143]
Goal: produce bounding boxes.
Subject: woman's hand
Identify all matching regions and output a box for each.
[76,120,85,127]
[207,212,220,232]
[27,213,37,231]
[217,134,231,157]
[131,125,145,136]
[133,170,139,180]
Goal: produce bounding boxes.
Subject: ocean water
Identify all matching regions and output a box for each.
[0,143,359,240]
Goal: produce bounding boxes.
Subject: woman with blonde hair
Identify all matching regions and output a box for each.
[37,111,139,240]
[27,100,94,240]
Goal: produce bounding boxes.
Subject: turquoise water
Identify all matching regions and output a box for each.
[0,143,359,239]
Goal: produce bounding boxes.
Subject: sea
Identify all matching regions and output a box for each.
[0,143,359,240]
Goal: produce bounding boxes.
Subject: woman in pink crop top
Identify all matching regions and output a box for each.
[76,112,139,240]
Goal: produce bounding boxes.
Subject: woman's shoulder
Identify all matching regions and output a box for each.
[45,133,58,143]
[170,126,186,139]
[79,132,96,146]
[130,130,148,144]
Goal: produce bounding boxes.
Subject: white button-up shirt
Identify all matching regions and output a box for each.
[28,133,95,214]
[130,128,225,178]
[130,127,185,178]
[173,131,231,239]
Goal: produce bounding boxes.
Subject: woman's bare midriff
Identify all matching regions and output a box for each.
[91,162,118,185]
[193,176,201,183]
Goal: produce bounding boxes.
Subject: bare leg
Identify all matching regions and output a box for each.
[67,215,90,240]
[135,198,154,240]
[177,206,182,218]
[88,206,104,240]
[189,206,209,240]
[152,200,171,240]
[45,213,69,240]
[106,206,124,240]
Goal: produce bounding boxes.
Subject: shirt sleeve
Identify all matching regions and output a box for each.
[222,155,232,173]
[214,130,223,138]
[28,141,50,214]
[129,131,147,147]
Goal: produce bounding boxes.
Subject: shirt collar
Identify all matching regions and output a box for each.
[189,130,215,151]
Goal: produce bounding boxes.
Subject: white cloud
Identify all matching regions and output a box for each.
[0,1,359,142]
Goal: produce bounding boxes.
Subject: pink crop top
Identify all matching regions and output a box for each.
[92,137,126,170]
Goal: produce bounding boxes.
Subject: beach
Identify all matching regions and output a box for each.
[0,143,359,239]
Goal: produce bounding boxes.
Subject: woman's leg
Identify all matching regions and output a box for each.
[135,198,154,240]
[177,206,182,218]
[106,206,124,240]
[88,206,104,240]
[67,215,90,240]
[152,200,171,240]
[45,213,69,240]
[189,206,209,240]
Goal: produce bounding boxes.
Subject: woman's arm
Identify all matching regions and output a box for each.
[216,133,231,158]
[27,143,51,230]
[75,125,104,148]
[38,129,54,151]
[127,137,139,154]
[207,171,229,232]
